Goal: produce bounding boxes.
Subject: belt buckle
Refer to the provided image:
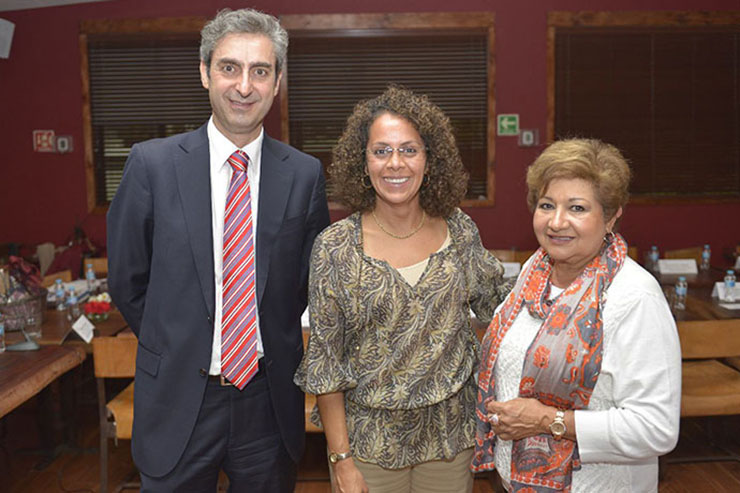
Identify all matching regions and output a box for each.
[220,375,233,387]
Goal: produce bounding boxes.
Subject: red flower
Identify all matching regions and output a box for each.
[549,310,568,329]
[533,345,550,368]
[520,377,536,393]
[84,300,111,315]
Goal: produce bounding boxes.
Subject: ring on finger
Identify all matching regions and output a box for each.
[488,413,500,426]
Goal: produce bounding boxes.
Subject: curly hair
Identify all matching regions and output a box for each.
[330,86,469,217]
[526,138,632,223]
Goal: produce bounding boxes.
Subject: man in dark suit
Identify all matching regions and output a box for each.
[107,8,330,492]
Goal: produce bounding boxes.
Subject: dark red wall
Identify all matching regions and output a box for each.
[1,0,738,261]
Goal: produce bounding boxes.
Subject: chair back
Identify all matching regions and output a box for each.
[41,269,72,288]
[665,246,703,265]
[92,336,137,378]
[88,257,109,277]
[627,246,639,261]
[92,334,138,492]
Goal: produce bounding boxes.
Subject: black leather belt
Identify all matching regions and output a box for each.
[208,374,234,386]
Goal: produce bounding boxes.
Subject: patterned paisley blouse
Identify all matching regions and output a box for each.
[294,208,510,469]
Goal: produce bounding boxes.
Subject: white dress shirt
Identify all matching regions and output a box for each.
[207,117,265,375]
[493,257,681,492]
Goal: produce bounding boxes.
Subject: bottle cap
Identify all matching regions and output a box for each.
[678,276,686,281]
[728,270,735,275]
[704,244,710,248]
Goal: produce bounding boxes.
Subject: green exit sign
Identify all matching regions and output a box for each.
[497,114,519,136]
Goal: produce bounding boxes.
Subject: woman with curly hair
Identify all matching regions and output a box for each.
[295,86,510,493]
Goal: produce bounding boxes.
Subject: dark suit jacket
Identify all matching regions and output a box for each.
[107,124,330,477]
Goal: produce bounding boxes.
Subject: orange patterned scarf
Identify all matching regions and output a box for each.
[472,234,627,492]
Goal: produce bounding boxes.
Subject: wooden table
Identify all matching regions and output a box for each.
[0,345,87,419]
[655,268,740,323]
[675,287,740,323]
[5,309,128,349]
[1,309,127,421]
[653,267,726,290]
[0,309,128,467]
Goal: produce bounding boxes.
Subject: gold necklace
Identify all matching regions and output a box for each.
[371,210,426,239]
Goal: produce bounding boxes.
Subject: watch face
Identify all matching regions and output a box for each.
[550,421,566,435]
[329,452,348,463]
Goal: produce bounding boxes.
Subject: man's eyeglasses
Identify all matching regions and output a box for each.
[366,145,426,163]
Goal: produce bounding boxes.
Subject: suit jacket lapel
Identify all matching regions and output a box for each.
[173,124,215,319]
[256,135,294,307]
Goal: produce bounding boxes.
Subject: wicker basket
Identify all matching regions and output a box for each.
[0,291,47,331]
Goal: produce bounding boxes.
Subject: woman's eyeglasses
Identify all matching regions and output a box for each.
[366,145,426,163]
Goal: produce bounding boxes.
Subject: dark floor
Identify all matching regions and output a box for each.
[2,361,740,493]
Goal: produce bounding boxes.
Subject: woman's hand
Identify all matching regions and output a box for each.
[485,397,555,441]
[317,392,368,491]
[332,458,369,493]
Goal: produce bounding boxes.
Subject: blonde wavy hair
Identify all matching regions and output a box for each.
[526,138,631,223]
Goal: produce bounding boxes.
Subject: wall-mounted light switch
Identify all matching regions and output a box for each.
[519,129,539,147]
[56,136,73,153]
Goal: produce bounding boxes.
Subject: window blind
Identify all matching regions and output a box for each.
[555,28,740,198]
[88,37,211,204]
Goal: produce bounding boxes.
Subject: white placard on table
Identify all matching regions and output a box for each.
[735,257,740,270]
[719,303,740,310]
[658,259,698,275]
[711,282,740,302]
[72,315,95,343]
[502,262,521,279]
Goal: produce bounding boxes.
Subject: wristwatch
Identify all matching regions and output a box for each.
[549,410,567,440]
[328,451,352,464]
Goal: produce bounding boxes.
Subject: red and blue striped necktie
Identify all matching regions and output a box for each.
[221,150,258,390]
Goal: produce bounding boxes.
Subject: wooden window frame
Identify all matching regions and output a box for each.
[547,10,740,205]
[79,17,207,214]
[279,12,497,208]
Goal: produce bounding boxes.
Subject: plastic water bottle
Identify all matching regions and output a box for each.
[54,278,66,311]
[649,246,660,272]
[66,287,81,322]
[85,263,97,293]
[674,276,688,310]
[0,318,5,353]
[724,270,737,303]
[700,244,711,271]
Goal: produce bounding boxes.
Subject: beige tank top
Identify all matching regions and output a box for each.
[395,230,451,287]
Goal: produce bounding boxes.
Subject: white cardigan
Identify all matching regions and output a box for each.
[493,257,682,493]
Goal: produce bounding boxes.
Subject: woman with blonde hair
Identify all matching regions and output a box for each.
[473,138,681,492]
